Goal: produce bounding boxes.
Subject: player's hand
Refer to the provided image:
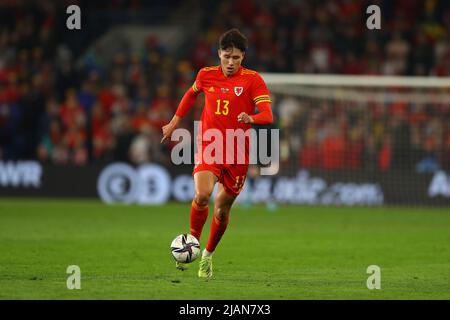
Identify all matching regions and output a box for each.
[161,116,181,143]
[237,112,254,124]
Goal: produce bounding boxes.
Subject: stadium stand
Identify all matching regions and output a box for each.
[0,0,449,173]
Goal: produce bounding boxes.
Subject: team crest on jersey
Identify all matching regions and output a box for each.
[234,86,243,96]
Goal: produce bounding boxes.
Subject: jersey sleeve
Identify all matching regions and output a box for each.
[192,68,204,93]
[250,73,273,125]
[250,73,271,107]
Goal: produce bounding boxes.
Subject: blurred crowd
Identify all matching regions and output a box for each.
[196,0,450,75]
[0,0,449,172]
[276,95,450,173]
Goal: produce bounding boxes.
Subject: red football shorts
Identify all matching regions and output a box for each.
[193,163,249,197]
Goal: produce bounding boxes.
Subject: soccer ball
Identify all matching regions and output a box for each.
[170,234,201,263]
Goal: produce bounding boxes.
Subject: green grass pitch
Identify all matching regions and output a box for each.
[1,198,449,299]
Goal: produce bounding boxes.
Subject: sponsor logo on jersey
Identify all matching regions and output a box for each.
[234,86,243,96]
[208,87,215,92]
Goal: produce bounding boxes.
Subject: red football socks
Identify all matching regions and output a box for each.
[205,214,229,253]
[190,199,209,242]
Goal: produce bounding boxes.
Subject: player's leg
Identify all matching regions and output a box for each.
[177,169,217,271]
[190,170,218,242]
[205,183,236,254]
[198,183,237,278]
[198,164,247,278]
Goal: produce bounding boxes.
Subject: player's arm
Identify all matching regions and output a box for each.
[237,74,273,125]
[161,75,202,143]
[239,100,273,124]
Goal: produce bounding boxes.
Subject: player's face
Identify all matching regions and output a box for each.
[218,47,244,76]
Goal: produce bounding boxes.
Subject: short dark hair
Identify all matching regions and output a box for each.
[219,28,248,52]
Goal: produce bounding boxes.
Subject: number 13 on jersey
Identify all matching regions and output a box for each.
[215,99,229,116]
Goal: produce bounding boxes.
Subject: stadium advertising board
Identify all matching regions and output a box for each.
[0,161,42,188]
[428,171,450,198]
[0,161,98,198]
[2,161,450,206]
[96,164,384,206]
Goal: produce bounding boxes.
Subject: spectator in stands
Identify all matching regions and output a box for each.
[112,114,135,162]
[379,135,392,171]
[299,126,320,169]
[320,123,346,170]
[37,119,62,164]
[92,118,114,163]
[363,133,378,171]
[443,130,450,171]
[382,32,410,75]
[276,95,302,129]
[59,89,86,131]
[346,124,364,169]
[129,124,152,164]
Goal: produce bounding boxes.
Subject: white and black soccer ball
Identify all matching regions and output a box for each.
[170,234,201,263]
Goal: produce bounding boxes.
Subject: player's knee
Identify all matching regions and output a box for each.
[194,192,210,207]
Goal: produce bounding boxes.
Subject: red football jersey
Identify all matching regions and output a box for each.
[191,65,271,165]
